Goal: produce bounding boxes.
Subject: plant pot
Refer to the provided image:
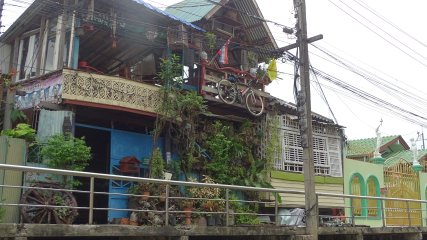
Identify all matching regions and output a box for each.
[183,207,192,225]
[197,216,207,226]
[120,218,130,225]
[128,197,139,209]
[141,191,150,201]
[164,172,172,180]
[206,215,215,226]
[159,193,166,202]
[228,209,235,226]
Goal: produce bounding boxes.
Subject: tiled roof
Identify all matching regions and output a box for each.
[346,135,398,156]
[165,0,220,23]
[384,149,427,167]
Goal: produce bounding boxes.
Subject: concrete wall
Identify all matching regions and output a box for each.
[419,172,427,226]
[0,136,26,223]
[344,158,384,227]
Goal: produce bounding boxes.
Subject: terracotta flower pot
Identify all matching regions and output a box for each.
[141,191,150,201]
[159,193,166,202]
[183,207,192,225]
[120,218,130,225]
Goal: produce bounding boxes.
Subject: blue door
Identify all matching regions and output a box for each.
[108,129,161,220]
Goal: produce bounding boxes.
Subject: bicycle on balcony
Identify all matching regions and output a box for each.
[216,67,265,117]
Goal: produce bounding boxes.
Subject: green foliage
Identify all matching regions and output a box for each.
[205,121,236,184]
[1,123,35,142]
[205,32,217,50]
[150,148,165,179]
[10,107,27,124]
[157,54,183,89]
[153,55,208,178]
[41,134,92,171]
[0,204,4,223]
[53,194,72,218]
[230,195,260,225]
[41,134,91,188]
[265,112,282,173]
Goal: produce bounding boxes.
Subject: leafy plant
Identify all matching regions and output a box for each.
[10,107,27,124]
[1,123,36,142]
[41,134,91,187]
[0,199,5,223]
[156,54,183,89]
[150,148,165,179]
[230,195,260,225]
[205,32,217,51]
[153,55,208,178]
[0,207,4,223]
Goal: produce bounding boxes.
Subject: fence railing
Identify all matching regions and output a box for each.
[0,163,425,227]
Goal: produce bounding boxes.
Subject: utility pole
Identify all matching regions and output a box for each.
[0,0,4,34]
[293,0,318,239]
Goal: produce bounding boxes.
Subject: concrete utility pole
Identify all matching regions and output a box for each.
[0,0,4,34]
[293,0,318,239]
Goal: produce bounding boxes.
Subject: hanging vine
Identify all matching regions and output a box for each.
[152,54,207,178]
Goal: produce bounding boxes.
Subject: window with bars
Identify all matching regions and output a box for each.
[275,116,343,177]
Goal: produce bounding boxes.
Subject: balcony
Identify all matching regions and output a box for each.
[15,69,161,115]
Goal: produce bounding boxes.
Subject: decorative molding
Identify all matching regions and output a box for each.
[62,69,161,114]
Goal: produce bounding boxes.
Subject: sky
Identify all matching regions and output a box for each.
[2,0,427,145]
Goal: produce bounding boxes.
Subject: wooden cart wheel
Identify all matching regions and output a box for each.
[20,182,78,224]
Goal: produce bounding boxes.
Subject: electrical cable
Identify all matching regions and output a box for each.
[326,0,427,68]
[352,0,427,48]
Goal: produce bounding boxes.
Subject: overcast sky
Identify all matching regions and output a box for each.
[3,0,427,145]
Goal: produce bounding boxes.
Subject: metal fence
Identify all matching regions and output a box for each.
[0,163,425,227]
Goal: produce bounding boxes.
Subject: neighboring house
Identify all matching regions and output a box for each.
[266,99,345,215]
[345,135,427,227]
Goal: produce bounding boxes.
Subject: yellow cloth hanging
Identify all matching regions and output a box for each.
[267,59,277,80]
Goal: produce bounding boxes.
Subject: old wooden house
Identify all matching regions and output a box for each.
[0,0,346,225]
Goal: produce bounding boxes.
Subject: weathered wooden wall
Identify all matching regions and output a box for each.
[270,172,344,208]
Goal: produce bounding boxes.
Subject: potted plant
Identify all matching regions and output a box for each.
[202,200,220,226]
[127,184,141,209]
[41,134,91,188]
[187,175,224,226]
[180,199,194,225]
[138,182,151,201]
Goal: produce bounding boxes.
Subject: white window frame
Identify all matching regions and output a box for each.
[17,33,39,81]
[275,116,343,177]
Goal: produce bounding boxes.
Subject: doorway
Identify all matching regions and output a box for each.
[74,126,111,224]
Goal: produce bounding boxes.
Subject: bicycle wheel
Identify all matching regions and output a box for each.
[245,91,264,116]
[217,79,237,104]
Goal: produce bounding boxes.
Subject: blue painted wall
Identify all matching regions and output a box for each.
[108,129,162,220]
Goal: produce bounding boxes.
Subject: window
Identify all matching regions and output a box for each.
[350,174,364,216]
[275,116,343,177]
[367,176,380,217]
[44,17,59,73]
[17,34,39,80]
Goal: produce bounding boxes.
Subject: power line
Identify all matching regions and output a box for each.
[310,44,427,115]
[326,0,427,68]
[351,0,427,49]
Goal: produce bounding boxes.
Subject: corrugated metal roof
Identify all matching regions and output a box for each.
[165,0,220,22]
[0,0,204,43]
[165,0,277,55]
[233,0,277,51]
[132,0,205,31]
